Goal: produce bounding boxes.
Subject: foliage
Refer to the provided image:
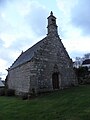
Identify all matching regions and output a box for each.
[5,89,15,96]
[74,67,90,84]
[20,92,28,100]
[0,85,90,120]
[84,53,90,59]
[0,88,5,96]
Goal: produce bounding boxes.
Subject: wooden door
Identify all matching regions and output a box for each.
[52,73,59,89]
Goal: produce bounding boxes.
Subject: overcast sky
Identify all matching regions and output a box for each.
[0,0,90,79]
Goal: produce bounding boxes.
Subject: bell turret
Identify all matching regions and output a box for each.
[47,11,58,35]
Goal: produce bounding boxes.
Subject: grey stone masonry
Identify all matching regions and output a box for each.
[7,11,78,96]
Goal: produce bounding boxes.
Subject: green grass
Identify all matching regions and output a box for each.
[0,85,90,120]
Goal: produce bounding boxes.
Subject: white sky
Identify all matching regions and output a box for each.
[0,0,90,79]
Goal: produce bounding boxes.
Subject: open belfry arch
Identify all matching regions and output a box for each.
[7,11,78,96]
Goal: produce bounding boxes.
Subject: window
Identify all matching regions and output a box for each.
[52,18,56,24]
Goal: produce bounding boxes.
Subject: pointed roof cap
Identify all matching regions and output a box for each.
[47,11,56,19]
[50,11,53,16]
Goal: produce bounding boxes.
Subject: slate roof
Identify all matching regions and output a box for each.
[82,59,90,65]
[0,80,5,87]
[10,37,46,69]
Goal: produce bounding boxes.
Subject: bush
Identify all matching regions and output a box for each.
[0,88,5,96]
[6,89,15,96]
[74,67,90,84]
[20,92,28,100]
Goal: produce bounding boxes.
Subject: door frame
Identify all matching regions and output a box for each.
[52,72,59,89]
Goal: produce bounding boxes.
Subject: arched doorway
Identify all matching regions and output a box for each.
[52,72,59,89]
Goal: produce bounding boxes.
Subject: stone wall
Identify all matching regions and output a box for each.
[7,61,34,95]
[32,33,77,93]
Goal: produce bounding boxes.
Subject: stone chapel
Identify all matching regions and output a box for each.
[7,11,77,96]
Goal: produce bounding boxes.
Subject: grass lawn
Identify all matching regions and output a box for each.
[0,85,90,120]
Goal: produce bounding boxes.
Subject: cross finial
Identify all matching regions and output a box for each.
[50,11,53,16]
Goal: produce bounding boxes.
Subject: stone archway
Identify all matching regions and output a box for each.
[52,72,59,89]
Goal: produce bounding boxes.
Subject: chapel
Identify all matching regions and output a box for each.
[7,11,77,96]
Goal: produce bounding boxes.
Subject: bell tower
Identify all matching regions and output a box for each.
[47,11,58,35]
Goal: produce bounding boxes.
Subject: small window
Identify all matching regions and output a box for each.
[52,18,56,24]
